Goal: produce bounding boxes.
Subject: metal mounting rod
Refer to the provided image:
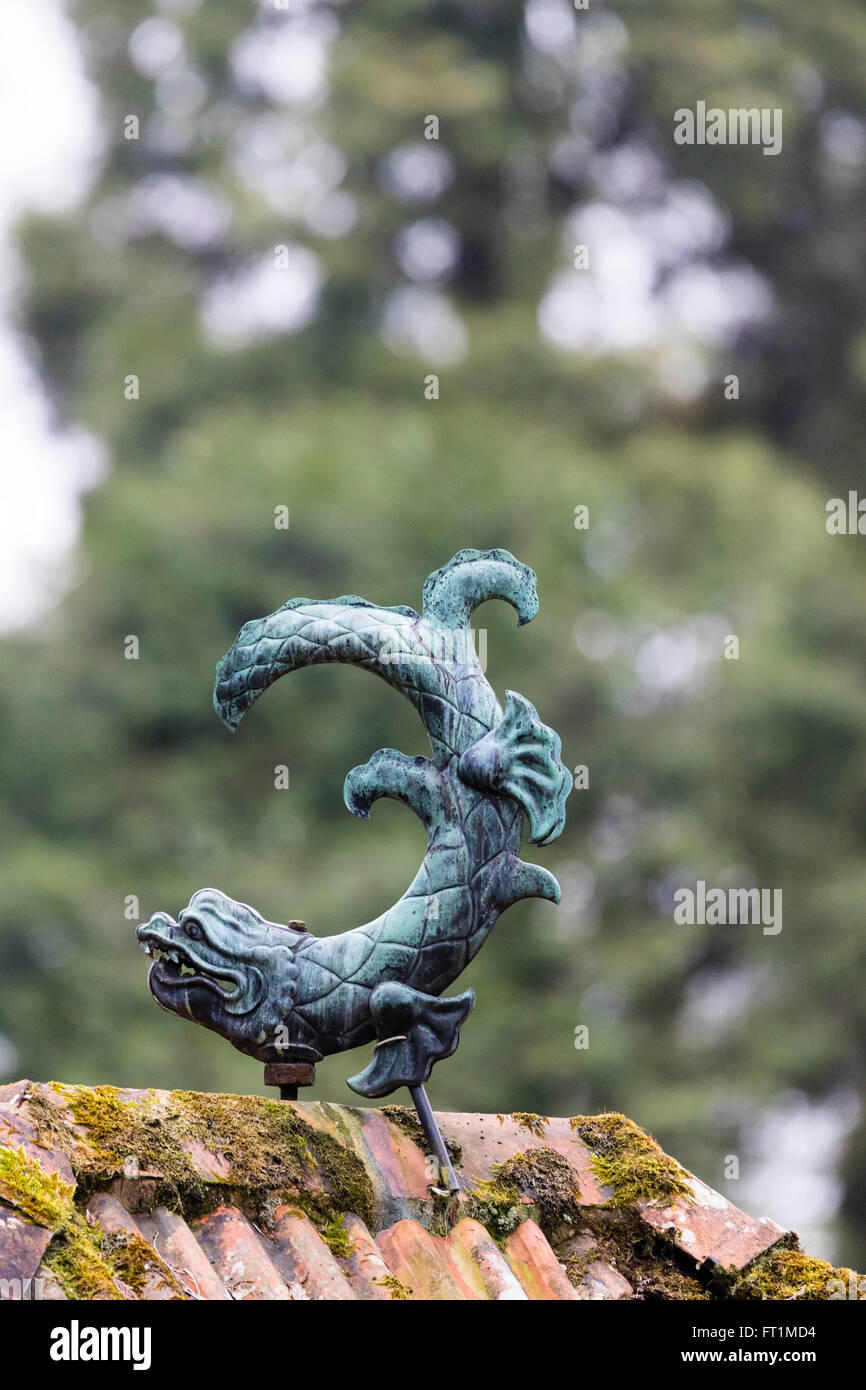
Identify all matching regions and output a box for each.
[410,1083,460,1195]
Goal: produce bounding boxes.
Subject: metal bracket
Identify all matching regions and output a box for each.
[264,1061,316,1101]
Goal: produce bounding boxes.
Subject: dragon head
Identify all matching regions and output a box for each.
[136,888,309,1061]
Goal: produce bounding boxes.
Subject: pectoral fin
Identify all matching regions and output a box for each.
[347,982,475,1099]
[508,858,561,905]
[458,690,571,844]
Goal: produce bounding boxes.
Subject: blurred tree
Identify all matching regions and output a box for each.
[2,0,866,1262]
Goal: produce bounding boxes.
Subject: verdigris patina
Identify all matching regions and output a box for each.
[137,550,570,1132]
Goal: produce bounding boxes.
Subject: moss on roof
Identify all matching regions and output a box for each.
[493,1146,581,1236]
[727,1245,856,1301]
[26,1082,375,1230]
[2,1083,861,1302]
[572,1112,693,1208]
[0,1143,74,1230]
[0,1143,185,1300]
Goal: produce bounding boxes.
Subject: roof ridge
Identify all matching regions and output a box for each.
[0,1081,857,1301]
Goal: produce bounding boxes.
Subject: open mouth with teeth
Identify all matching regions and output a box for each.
[137,922,242,1002]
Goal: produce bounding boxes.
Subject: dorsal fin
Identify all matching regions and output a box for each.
[457,690,571,844]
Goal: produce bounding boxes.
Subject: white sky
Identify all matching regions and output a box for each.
[0,0,105,632]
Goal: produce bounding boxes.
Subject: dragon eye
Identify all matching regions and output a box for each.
[184,921,203,940]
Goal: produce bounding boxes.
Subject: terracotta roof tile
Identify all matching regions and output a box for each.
[193,1206,292,1301]
[0,1080,850,1301]
[437,1111,609,1206]
[0,1205,54,1287]
[639,1175,786,1271]
[270,1207,358,1300]
[376,1219,467,1300]
[339,1212,398,1298]
[141,1206,230,1301]
[85,1194,178,1301]
[504,1217,581,1300]
[447,1216,528,1300]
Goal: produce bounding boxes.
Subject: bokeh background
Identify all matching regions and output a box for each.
[1,0,865,1265]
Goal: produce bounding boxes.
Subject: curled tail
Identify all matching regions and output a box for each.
[213,550,539,760]
[421,548,538,629]
[213,593,424,732]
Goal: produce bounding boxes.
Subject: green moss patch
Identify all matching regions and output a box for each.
[0,1144,75,1229]
[43,1214,126,1300]
[467,1177,523,1239]
[729,1246,858,1301]
[28,1084,375,1229]
[508,1113,550,1139]
[44,1219,187,1301]
[373,1272,413,1300]
[466,1147,582,1241]
[492,1147,581,1236]
[320,1214,353,1259]
[0,1142,185,1300]
[572,1113,692,1209]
